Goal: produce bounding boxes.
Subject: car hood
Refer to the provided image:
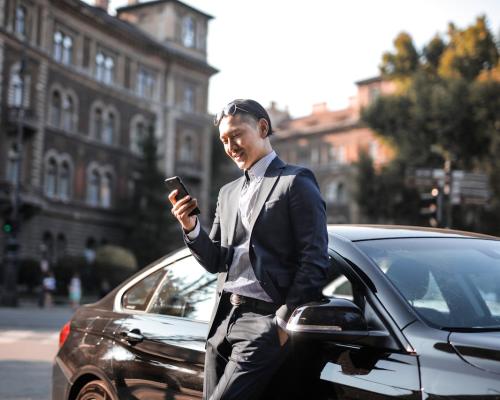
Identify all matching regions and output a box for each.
[449,331,500,375]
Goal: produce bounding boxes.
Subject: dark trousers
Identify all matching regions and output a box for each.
[203,297,290,400]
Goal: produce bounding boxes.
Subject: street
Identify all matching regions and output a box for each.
[0,305,74,400]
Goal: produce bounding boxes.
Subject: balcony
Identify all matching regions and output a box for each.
[6,107,38,132]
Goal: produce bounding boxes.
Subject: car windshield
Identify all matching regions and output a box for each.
[356,238,500,331]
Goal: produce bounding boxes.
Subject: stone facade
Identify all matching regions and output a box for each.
[0,0,216,263]
[271,77,395,224]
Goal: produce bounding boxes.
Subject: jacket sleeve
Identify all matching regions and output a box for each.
[275,168,330,323]
[184,194,225,274]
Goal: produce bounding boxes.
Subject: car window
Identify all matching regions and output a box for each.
[122,268,165,311]
[357,238,500,329]
[147,256,217,322]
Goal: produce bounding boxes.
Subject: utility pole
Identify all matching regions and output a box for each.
[430,144,454,229]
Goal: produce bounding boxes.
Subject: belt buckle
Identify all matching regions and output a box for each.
[230,293,244,306]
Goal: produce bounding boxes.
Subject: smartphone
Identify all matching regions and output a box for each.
[165,176,201,216]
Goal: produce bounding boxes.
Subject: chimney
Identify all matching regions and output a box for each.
[94,0,109,12]
[312,102,328,114]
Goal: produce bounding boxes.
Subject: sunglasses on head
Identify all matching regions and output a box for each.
[213,103,253,126]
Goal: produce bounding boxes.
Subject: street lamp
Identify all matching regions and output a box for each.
[1,56,26,307]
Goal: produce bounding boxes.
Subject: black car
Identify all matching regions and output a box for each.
[52,225,500,400]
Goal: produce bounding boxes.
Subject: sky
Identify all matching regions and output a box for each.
[106,0,500,118]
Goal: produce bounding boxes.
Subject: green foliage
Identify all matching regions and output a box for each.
[380,32,419,80]
[439,17,499,81]
[125,127,181,267]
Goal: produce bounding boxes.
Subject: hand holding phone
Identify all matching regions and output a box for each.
[165,176,200,230]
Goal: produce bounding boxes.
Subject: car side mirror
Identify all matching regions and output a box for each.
[286,298,389,346]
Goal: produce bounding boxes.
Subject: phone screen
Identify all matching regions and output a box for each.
[165,176,201,216]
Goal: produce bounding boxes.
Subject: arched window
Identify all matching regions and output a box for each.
[59,161,70,200]
[102,113,114,144]
[15,6,26,36]
[131,121,145,154]
[56,233,67,260]
[94,108,103,140]
[101,172,112,208]
[87,169,100,206]
[53,31,63,61]
[180,133,194,162]
[45,157,57,197]
[62,95,74,132]
[51,91,62,127]
[6,143,20,184]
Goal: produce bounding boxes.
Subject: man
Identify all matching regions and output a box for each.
[169,99,329,400]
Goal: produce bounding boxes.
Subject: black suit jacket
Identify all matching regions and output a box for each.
[186,157,329,339]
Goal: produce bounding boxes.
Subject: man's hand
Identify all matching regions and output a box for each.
[168,190,198,232]
[277,326,289,346]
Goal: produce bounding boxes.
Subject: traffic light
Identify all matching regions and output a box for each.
[420,187,442,227]
[2,220,13,233]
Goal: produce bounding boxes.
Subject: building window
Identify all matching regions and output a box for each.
[180,133,194,162]
[51,91,62,127]
[96,51,114,84]
[87,169,100,206]
[101,173,112,208]
[6,143,20,184]
[15,6,27,37]
[45,157,58,198]
[311,147,320,165]
[62,35,73,65]
[8,71,24,107]
[137,67,155,98]
[102,113,115,145]
[62,95,74,131]
[181,16,196,48]
[94,108,103,140]
[131,120,146,155]
[183,85,195,112]
[59,161,70,200]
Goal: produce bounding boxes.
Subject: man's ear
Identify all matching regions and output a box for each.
[258,119,269,138]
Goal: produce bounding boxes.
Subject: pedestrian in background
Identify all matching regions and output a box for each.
[42,271,56,307]
[68,272,82,309]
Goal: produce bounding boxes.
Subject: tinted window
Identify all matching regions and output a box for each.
[357,238,500,329]
[148,256,216,322]
[122,268,164,311]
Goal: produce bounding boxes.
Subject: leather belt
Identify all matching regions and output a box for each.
[229,293,278,314]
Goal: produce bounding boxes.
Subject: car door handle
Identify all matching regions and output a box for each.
[122,329,144,344]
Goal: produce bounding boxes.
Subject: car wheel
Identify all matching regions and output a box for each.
[76,380,114,400]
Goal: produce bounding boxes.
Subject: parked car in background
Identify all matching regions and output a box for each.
[52,225,500,400]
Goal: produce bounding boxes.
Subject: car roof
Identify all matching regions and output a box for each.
[327,224,499,242]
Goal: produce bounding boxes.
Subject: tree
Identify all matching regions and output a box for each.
[125,127,181,267]
[359,16,500,233]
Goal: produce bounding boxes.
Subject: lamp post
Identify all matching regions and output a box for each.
[1,57,26,307]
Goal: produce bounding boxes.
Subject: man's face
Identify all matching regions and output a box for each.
[218,114,269,170]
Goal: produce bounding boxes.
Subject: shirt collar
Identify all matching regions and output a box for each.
[246,151,277,181]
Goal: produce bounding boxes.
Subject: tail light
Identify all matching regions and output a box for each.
[59,321,71,348]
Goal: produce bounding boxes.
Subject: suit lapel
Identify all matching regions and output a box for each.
[226,176,245,245]
[249,157,286,232]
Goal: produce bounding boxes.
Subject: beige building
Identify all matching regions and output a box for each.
[271,77,395,223]
[0,0,217,263]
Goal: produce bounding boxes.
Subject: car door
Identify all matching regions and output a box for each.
[314,252,422,400]
[114,255,217,400]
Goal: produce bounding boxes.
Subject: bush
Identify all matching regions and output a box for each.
[95,245,138,290]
